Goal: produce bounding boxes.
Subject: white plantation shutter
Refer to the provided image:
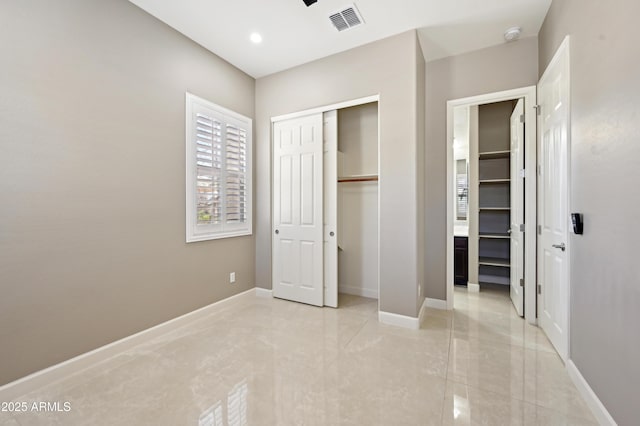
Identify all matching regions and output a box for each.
[186,93,252,242]
[195,113,223,225]
[456,174,468,218]
[224,123,248,226]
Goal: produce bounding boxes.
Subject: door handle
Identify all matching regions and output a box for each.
[329,231,335,237]
[552,243,566,251]
[275,229,279,235]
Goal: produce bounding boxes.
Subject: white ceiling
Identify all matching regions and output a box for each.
[128,0,552,78]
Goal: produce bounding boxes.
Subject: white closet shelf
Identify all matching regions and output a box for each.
[479,179,510,184]
[478,257,510,267]
[479,150,510,159]
[479,274,510,286]
[338,174,378,183]
[479,233,510,239]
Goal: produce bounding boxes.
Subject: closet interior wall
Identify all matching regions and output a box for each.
[337,102,379,299]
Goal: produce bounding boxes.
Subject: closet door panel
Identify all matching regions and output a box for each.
[300,153,316,226]
[300,241,317,289]
[278,155,294,225]
[277,239,296,286]
[272,114,324,307]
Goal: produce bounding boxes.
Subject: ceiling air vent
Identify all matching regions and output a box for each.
[329,4,364,32]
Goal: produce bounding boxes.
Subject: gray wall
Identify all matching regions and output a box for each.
[256,31,422,317]
[478,101,516,153]
[424,37,538,300]
[539,1,640,424]
[0,0,255,385]
[338,103,379,176]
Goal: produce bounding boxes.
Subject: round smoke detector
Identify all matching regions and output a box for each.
[504,27,522,42]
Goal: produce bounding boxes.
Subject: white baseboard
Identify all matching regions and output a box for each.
[379,310,419,330]
[567,360,617,426]
[0,288,255,401]
[425,298,448,310]
[468,282,480,292]
[255,287,273,298]
[418,298,428,326]
[338,285,378,299]
[418,298,448,327]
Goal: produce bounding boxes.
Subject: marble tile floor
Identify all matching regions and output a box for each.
[0,287,597,425]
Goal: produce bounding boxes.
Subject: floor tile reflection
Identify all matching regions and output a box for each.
[0,288,595,425]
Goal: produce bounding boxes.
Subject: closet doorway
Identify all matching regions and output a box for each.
[446,87,538,324]
[271,97,380,309]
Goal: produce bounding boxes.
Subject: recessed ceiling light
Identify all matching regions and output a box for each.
[250,32,263,44]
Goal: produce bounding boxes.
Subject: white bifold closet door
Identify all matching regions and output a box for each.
[272,113,325,307]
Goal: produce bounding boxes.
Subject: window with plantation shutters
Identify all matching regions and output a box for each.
[186,93,252,242]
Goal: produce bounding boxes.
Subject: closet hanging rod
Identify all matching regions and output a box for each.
[338,175,379,183]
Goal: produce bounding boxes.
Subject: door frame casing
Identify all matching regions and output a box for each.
[270,94,381,310]
[446,86,538,324]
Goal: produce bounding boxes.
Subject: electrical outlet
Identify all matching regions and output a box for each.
[229,272,236,284]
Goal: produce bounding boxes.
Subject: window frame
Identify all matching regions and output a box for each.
[185,92,252,243]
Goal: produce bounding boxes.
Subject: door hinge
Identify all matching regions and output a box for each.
[537,284,542,295]
[520,224,525,232]
[520,168,526,178]
[520,278,524,287]
[537,165,542,176]
[533,105,542,116]
[538,225,542,235]
[520,114,525,123]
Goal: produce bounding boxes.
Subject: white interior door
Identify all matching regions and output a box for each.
[323,110,338,308]
[272,113,324,307]
[510,99,525,317]
[538,38,570,361]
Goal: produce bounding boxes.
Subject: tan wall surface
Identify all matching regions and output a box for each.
[338,103,379,176]
[424,37,538,300]
[478,101,515,153]
[0,0,255,385]
[256,31,421,317]
[539,1,640,423]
